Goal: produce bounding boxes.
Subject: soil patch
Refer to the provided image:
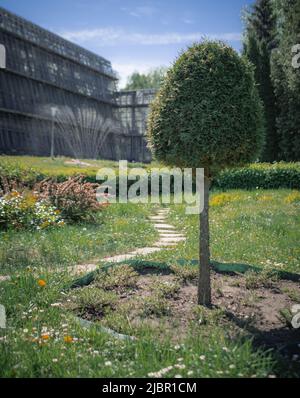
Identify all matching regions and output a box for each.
[73,268,300,359]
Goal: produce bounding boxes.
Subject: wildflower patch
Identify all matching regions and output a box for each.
[0,191,63,230]
[210,193,242,207]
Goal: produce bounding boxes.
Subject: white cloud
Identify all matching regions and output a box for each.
[61,28,242,46]
[128,6,157,18]
[182,18,194,25]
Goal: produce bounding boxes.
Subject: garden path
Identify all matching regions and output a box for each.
[0,208,186,281]
[71,208,186,275]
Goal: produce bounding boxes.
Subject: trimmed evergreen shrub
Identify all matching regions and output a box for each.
[147,41,265,174]
[147,41,265,306]
[214,163,300,190]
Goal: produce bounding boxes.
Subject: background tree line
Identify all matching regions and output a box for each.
[123,67,167,91]
[243,0,300,162]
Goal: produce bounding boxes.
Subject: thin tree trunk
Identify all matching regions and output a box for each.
[198,170,211,306]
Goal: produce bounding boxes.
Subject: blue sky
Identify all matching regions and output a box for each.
[0,0,254,87]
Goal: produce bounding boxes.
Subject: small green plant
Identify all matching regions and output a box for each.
[245,268,279,290]
[170,264,198,284]
[281,288,300,303]
[215,287,224,298]
[278,308,293,328]
[193,306,226,326]
[95,265,139,292]
[69,287,118,316]
[149,278,180,298]
[141,295,171,318]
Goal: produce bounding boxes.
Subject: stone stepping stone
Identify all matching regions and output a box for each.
[104,247,162,263]
[149,216,167,221]
[159,233,185,237]
[103,253,138,263]
[156,230,179,235]
[0,276,11,283]
[153,223,175,229]
[71,263,98,275]
[131,247,163,256]
[159,237,186,243]
[154,242,178,247]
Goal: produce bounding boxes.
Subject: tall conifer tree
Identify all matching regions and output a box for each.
[271,0,300,161]
[243,0,278,161]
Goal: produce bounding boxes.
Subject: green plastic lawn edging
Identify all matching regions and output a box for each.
[73,316,136,341]
[69,259,300,290]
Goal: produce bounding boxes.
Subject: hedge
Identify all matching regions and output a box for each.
[213,162,300,190]
[1,160,300,193]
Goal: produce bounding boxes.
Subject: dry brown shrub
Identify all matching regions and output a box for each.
[34,175,105,222]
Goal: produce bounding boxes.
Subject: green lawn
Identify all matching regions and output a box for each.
[0,189,299,377]
[0,203,157,274]
[147,189,300,274]
[0,155,153,180]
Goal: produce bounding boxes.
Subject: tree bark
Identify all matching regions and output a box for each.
[198,170,211,306]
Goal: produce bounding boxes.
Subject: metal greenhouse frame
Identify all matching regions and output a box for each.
[0,7,156,162]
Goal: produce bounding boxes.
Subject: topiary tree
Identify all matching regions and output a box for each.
[147,41,265,306]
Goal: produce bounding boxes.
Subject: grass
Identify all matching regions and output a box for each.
[0,203,158,274]
[0,155,154,181]
[146,189,300,274]
[0,271,275,378]
[1,188,300,377]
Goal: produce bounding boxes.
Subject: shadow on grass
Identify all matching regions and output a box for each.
[120,258,300,282]
[224,307,300,376]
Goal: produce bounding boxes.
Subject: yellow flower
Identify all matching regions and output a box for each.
[210,193,241,207]
[40,221,50,229]
[41,334,50,341]
[38,279,46,287]
[258,195,273,202]
[64,335,73,343]
[285,191,300,204]
[9,190,21,198]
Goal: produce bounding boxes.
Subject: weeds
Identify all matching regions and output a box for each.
[95,265,139,293]
[149,278,180,299]
[68,286,118,316]
[141,295,171,318]
[193,306,226,326]
[170,264,198,284]
[244,268,279,290]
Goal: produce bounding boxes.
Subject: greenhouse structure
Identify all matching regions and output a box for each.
[0,7,155,162]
